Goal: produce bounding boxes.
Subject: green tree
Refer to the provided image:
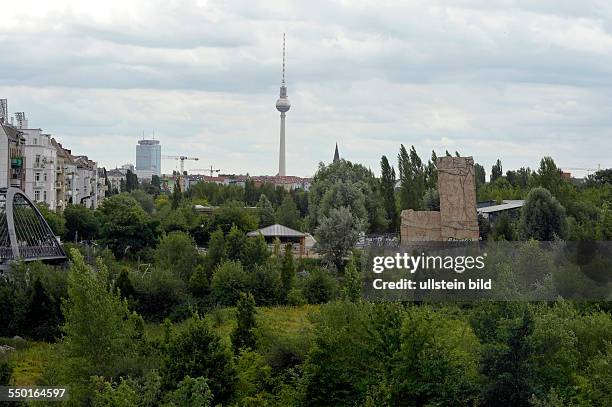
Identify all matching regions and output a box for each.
[256,194,276,227]
[163,376,213,407]
[160,315,236,405]
[474,163,486,192]
[390,308,480,406]
[422,188,440,211]
[63,204,99,241]
[276,195,301,229]
[308,160,386,233]
[398,145,426,211]
[171,181,182,209]
[205,229,226,272]
[125,169,138,192]
[225,225,246,261]
[115,268,135,300]
[189,265,210,297]
[425,150,438,190]
[210,260,250,306]
[491,213,518,241]
[231,292,257,353]
[211,201,258,234]
[491,159,503,183]
[60,250,142,402]
[155,231,200,281]
[585,168,612,186]
[280,244,296,300]
[24,277,61,341]
[248,263,282,306]
[341,256,361,303]
[521,187,568,240]
[380,155,398,231]
[97,194,159,258]
[36,203,66,237]
[303,268,337,304]
[598,203,612,240]
[92,377,139,407]
[315,207,364,270]
[151,174,162,194]
[130,189,155,214]
[480,306,536,407]
[241,234,269,271]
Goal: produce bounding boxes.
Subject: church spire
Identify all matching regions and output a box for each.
[333,142,340,163]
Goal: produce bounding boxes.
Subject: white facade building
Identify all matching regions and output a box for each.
[20,127,58,210]
[74,156,99,209]
[0,105,107,211]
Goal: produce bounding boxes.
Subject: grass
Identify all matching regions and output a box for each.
[0,338,49,386]
[144,304,318,346]
[6,304,320,387]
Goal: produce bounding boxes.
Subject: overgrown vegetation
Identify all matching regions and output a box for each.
[0,150,610,405]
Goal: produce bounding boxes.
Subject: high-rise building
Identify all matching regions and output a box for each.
[135,139,161,179]
[275,34,291,176]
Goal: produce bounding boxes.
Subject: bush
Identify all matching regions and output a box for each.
[210,261,250,306]
[0,359,13,385]
[133,268,186,320]
[249,263,282,306]
[163,376,213,407]
[160,315,236,405]
[303,268,337,304]
[287,288,307,306]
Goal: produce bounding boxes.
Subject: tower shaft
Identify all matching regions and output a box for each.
[279,112,286,176]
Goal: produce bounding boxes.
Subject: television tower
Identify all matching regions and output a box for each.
[275,33,291,176]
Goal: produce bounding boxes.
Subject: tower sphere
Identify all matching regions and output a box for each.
[276,97,291,112]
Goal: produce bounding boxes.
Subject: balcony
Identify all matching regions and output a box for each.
[10,157,23,169]
[33,162,45,170]
[33,181,45,189]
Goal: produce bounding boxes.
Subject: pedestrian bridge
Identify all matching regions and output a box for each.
[0,187,67,269]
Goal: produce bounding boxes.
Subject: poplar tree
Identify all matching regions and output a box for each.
[380,155,398,232]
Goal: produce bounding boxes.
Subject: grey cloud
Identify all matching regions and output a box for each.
[0,0,610,177]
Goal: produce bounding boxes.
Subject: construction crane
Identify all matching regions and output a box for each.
[189,165,221,177]
[162,155,199,174]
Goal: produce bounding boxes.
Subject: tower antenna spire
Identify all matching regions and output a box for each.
[282,33,286,85]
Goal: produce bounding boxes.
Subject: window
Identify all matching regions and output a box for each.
[44,172,47,182]
[35,172,40,181]
[34,191,40,201]
[33,138,37,145]
[43,191,47,202]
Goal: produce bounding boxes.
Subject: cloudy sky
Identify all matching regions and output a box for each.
[1,0,611,178]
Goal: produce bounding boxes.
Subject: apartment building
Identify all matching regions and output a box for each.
[0,105,108,211]
[0,122,26,189]
[19,126,58,210]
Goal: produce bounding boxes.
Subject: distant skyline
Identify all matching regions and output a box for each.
[1,0,611,178]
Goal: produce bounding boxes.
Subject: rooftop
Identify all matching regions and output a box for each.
[247,223,306,238]
[477,200,525,214]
